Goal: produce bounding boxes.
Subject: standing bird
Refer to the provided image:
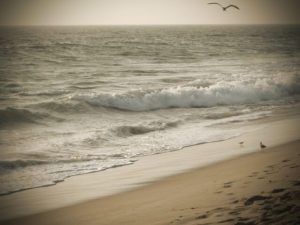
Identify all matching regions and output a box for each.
[239,141,244,147]
[260,141,267,149]
[208,2,240,11]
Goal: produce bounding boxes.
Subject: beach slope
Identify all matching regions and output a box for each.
[3,140,300,225]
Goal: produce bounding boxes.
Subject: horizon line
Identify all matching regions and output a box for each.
[1,23,300,27]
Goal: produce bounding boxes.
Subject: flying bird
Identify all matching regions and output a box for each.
[208,2,240,11]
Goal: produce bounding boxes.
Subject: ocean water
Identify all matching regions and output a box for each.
[0,25,299,195]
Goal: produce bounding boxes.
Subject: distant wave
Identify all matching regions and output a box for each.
[20,90,69,97]
[0,159,48,170]
[3,83,21,88]
[119,41,169,46]
[0,107,48,126]
[206,111,272,126]
[112,120,179,137]
[203,111,244,120]
[0,156,109,171]
[0,83,23,94]
[69,85,98,90]
[73,76,300,111]
[34,101,93,113]
[55,42,95,48]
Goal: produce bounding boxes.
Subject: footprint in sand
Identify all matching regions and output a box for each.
[207,207,227,215]
[218,218,235,223]
[262,204,272,210]
[273,204,295,214]
[263,169,274,175]
[223,181,234,188]
[248,172,259,178]
[228,210,240,216]
[244,195,271,206]
[196,214,208,220]
[280,192,293,201]
[292,181,300,186]
[170,219,178,224]
[235,219,256,225]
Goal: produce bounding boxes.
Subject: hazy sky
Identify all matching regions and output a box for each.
[0,0,300,25]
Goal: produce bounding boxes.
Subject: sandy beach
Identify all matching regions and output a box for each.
[2,138,300,225]
[1,3,300,225]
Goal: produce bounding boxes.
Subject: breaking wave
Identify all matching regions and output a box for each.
[112,120,179,137]
[73,76,300,111]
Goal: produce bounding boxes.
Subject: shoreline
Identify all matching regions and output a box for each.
[0,115,299,221]
[3,140,300,225]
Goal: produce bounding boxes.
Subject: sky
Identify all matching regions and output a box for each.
[0,0,300,26]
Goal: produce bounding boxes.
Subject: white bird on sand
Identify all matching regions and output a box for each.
[260,141,267,149]
[208,2,240,11]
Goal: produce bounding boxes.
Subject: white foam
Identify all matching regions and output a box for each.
[73,76,300,111]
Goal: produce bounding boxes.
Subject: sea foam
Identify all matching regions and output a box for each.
[73,76,300,111]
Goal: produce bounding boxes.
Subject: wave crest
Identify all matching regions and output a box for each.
[73,76,300,111]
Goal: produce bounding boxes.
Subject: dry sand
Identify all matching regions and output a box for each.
[2,140,300,225]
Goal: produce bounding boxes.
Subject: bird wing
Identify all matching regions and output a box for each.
[225,4,240,10]
[208,2,223,8]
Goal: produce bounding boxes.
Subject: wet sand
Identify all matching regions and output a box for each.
[2,140,300,225]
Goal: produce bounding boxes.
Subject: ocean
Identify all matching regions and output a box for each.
[0,25,299,195]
